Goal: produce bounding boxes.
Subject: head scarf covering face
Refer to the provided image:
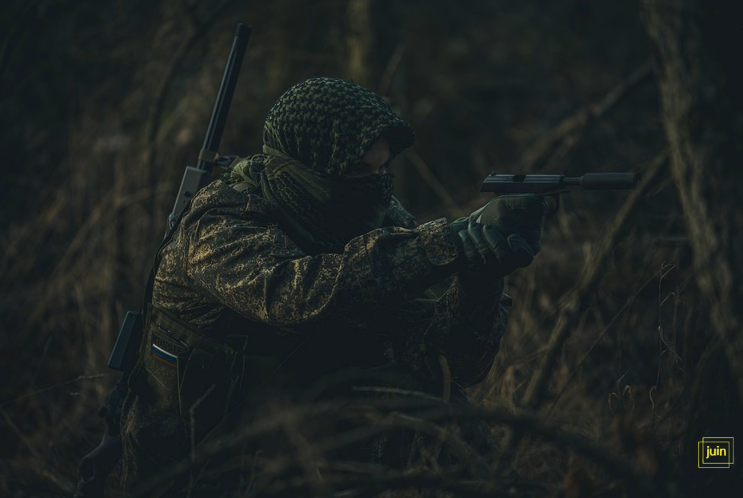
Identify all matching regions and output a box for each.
[263,77,414,177]
[231,77,415,253]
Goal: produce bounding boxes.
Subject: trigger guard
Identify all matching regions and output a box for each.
[547,194,560,215]
[543,191,567,215]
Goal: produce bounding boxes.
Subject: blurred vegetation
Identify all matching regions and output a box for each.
[0,0,738,496]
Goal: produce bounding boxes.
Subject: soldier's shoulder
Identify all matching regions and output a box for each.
[185,180,282,224]
[171,180,302,259]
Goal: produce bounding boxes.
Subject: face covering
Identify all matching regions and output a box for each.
[229,77,415,253]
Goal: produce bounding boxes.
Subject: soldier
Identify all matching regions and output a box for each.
[119,77,546,495]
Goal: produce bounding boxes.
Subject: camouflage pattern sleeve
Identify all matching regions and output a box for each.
[184,188,463,330]
[382,197,511,386]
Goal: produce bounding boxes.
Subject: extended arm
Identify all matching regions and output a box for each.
[185,196,462,329]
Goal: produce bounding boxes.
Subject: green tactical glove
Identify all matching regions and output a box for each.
[449,194,548,276]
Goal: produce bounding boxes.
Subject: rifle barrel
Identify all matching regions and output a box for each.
[196,23,252,171]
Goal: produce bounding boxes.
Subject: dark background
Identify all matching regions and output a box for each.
[1,0,740,496]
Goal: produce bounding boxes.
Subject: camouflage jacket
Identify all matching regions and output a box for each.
[151,179,512,388]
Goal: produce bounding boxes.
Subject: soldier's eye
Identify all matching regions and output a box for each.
[347,159,391,177]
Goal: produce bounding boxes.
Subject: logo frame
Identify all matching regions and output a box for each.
[698,437,735,469]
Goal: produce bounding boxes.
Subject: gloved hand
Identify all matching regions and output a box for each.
[450,194,548,276]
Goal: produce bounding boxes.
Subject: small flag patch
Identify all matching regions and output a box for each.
[151,343,178,368]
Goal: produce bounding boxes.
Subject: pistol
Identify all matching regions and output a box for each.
[480,172,641,213]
